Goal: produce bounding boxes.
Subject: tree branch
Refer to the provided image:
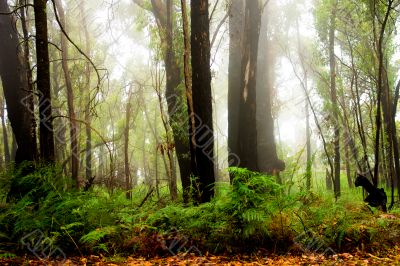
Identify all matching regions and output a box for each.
[0,3,33,15]
[210,11,229,48]
[50,0,105,96]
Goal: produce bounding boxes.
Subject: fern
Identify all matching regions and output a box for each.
[81,226,118,244]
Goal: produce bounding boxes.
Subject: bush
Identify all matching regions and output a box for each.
[1,165,399,257]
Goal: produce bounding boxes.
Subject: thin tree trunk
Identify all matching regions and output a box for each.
[329,8,340,199]
[124,90,133,199]
[79,1,93,183]
[51,62,67,163]
[123,87,140,198]
[305,97,312,190]
[54,0,79,187]
[0,101,10,164]
[181,0,197,203]
[154,109,160,199]
[373,0,392,187]
[344,135,353,188]
[326,168,333,190]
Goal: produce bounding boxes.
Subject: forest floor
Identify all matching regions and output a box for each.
[2,247,400,266]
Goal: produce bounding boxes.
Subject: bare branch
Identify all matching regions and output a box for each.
[0,3,33,15]
[50,0,105,94]
[210,11,229,48]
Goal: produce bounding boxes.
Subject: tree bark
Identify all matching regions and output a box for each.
[11,133,17,161]
[237,0,261,172]
[344,135,353,188]
[305,97,312,190]
[181,0,196,203]
[79,1,93,183]
[329,8,340,199]
[124,89,133,199]
[20,0,37,158]
[191,0,215,203]
[0,0,37,164]
[256,4,285,175]
[163,0,190,202]
[34,0,55,162]
[0,99,10,164]
[228,0,244,178]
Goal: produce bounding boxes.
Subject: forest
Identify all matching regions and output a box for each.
[1,0,400,265]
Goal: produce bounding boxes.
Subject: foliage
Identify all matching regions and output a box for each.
[1,166,400,258]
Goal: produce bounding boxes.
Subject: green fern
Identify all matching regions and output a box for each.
[80,226,118,244]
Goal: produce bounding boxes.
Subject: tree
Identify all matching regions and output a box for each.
[228,0,244,177]
[370,0,397,208]
[190,0,215,203]
[314,0,342,197]
[124,86,135,199]
[79,1,93,183]
[34,0,55,162]
[328,5,341,199]
[256,3,285,175]
[54,0,79,187]
[0,0,37,164]
[133,0,192,203]
[236,0,262,172]
[0,97,10,165]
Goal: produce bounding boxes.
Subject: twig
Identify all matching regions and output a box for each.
[210,12,229,48]
[209,0,220,22]
[138,187,154,208]
[0,4,33,15]
[50,0,104,96]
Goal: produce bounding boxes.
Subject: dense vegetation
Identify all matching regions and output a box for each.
[1,166,400,263]
[1,0,400,264]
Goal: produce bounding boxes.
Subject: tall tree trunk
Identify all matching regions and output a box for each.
[329,8,340,199]
[305,97,312,190]
[0,0,37,164]
[237,0,261,172]
[51,62,67,163]
[79,1,93,183]
[163,0,191,203]
[228,0,244,178]
[181,0,197,203]
[54,0,79,187]
[34,0,55,162]
[344,135,353,188]
[256,4,284,175]
[124,90,133,199]
[154,76,178,200]
[326,168,333,190]
[20,0,37,156]
[190,0,215,203]
[371,0,395,208]
[154,109,160,198]
[391,86,400,200]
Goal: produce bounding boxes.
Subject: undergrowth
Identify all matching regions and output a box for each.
[0,165,399,258]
